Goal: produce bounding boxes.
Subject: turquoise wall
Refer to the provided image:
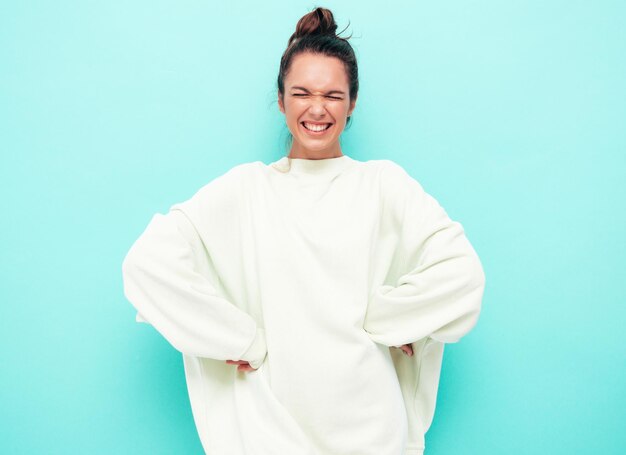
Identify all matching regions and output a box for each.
[1,1,624,453]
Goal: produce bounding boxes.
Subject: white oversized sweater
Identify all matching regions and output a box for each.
[121,154,485,455]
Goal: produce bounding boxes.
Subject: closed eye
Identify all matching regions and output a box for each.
[291,93,343,100]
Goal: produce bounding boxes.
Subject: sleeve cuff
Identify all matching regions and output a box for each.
[135,312,150,324]
[240,327,268,369]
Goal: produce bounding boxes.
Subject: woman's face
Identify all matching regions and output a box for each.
[278,52,357,158]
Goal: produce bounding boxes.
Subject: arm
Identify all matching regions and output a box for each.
[364,166,485,347]
[121,208,267,369]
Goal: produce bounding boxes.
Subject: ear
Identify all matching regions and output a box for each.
[348,96,357,117]
[278,92,285,114]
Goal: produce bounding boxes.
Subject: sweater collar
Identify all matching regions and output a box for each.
[270,154,354,176]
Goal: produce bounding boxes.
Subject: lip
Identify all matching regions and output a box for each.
[300,121,334,136]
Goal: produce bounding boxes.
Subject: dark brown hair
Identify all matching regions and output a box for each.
[277,7,359,127]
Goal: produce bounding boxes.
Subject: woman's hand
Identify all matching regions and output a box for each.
[394,343,413,356]
[226,359,258,372]
[227,344,413,371]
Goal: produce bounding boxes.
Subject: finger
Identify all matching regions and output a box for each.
[226,360,249,365]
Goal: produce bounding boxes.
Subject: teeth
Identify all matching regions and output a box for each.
[303,122,331,132]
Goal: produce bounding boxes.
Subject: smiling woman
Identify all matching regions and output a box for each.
[276,7,358,160]
[278,53,355,158]
[122,6,485,455]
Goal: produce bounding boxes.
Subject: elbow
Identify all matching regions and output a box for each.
[121,247,145,304]
[469,255,486,295]
[446,254,485,342]
[464,253,485,315]
[462,254,486,330]
[121,249,139,286]
[445,250,485,301]
[121,250,154,326]
[121,239,149,284]
[459,244,485,296]
[121,251,132,278]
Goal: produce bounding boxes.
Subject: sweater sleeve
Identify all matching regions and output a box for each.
[121,207,268,369]
[363,164,485,346]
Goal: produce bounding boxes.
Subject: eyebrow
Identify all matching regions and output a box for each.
[290,86,346,95]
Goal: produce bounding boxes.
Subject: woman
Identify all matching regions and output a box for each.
[122,7,485,455]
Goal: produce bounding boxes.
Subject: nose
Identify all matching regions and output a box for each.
[307,96,327,116]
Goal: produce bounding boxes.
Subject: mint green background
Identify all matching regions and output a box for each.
[1,1,624,453]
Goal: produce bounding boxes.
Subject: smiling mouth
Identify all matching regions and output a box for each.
[301,122,333,132]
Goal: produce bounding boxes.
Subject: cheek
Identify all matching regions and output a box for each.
[284,102,306,120]
[335,102,351,116]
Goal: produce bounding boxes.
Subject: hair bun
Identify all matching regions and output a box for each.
[289,7,338,44]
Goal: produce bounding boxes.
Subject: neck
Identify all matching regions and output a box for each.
[288,152,344,160]
[288,142,343,160]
